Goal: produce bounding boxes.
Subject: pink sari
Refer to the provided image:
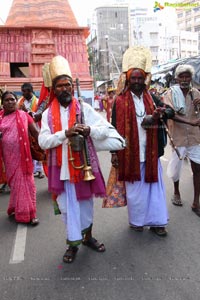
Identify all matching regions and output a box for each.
[0,110,36,223]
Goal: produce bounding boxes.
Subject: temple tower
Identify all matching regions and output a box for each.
[0,0,93,101]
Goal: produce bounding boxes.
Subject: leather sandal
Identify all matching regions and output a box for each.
[38,172,45,179]
[63,246,79,263]
[171,194,183,206]
[130,225,144,232]
[82,237,105,252]
[191,207,200,217]
[150,227,167,237]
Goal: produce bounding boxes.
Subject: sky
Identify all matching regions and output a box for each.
[0,0,156,25]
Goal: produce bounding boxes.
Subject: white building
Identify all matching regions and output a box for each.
[87,0,199,77]
[176,0,200,53]
[129,4,198,65]
[135,21,198,65]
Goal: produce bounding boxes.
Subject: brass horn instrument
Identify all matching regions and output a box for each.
[68,134,85,169]
[68,78,95,181]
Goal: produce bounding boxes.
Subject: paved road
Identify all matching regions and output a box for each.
[0,143,200,300]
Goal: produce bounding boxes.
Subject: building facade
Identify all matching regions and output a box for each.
[88,5,129,81]
[176,0,200,53]
[129,3,198,65]
[87,0,199,81]
[136,21,198,65]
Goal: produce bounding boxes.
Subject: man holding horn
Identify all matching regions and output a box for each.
[38,56,125,263]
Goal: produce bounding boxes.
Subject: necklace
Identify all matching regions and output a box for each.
[136,110,145,117]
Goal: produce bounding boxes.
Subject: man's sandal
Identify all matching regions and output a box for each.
[129,225,144,232]
[171,194,183,206]
[150,227,167,237]
[38,172,45,179]
[82,237,105,252]
[191,207,200,217]
[63,246,79,263]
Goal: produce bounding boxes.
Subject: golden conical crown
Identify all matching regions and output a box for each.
[122,46,152,73]
[42,63,52,88]
[49,56,72,82]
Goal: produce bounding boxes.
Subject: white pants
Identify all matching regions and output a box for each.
[57,181,93,245]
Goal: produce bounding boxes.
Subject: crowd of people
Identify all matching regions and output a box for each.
[0,46,200,263]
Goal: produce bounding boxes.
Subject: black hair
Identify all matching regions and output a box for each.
[1,91,18,103]
[21,82,33,92]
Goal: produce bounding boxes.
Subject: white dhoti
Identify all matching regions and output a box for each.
[167,145,200,182]
[57,181,94,246]
[125,160,168,227]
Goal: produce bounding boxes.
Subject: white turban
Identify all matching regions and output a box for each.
[175,64,195,78]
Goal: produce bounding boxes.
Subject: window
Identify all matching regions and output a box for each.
[195,25,200,31]
[10,63,29,78]
[186,20,192,26]
[185,10,191,16]
[150,32,158,39]
[150,46,158,53]
[177,13,183,18]
[194,7,200,13]
[172,36,178,43]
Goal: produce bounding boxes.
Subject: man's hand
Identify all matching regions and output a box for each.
[65,124,90,138]
[193,98,200,106]
[152,106,166,120]
[111,153,119,168]
[33,113,42,122]
[191,119,200,127]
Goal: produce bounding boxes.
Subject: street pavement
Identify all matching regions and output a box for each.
[0,121,200,300]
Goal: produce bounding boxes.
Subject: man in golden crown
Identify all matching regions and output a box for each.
[111,47,175,236]
[38,56,125,263]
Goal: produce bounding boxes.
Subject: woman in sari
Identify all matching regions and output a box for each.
[0,91,39,225]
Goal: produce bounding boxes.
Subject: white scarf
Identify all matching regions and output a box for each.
[170,85,186,115]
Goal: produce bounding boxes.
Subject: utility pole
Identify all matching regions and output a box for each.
[105,35,110,81]
[178,31,181,58]
[109,52,120,74]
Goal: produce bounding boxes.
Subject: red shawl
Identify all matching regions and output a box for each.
[50,97,83,183]
[116,89,158,183]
